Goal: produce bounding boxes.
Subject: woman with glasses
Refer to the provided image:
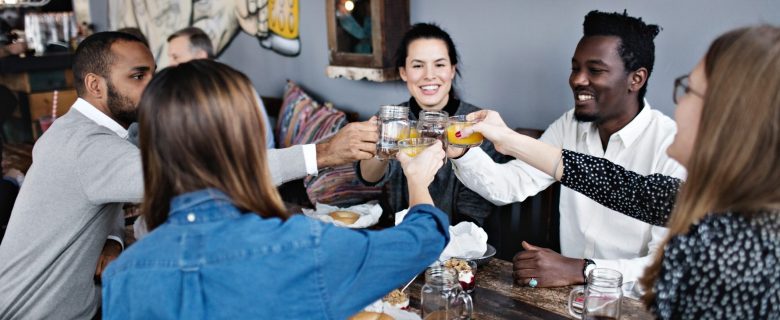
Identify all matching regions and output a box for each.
[100,60,450,319]
[455,25,780,318]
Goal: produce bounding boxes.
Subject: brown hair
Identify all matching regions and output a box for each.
[137,59,288,230]
[641,25,780,304]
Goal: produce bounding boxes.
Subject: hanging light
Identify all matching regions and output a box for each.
[344,0,354,12]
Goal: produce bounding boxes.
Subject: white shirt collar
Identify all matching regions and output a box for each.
[578,99,655,149]
[71,98,129,139]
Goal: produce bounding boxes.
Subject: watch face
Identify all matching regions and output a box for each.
[583,260,597,278]
[585,265,597,277]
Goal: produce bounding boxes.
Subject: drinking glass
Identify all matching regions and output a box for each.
[408,120,419,139]
[446,115,483,148]
[418,110,448,143]
[398,137,437,158]
[444,258,477,294]
[421,266,473,320]
[376,105,410,160]
[568,268,623,320]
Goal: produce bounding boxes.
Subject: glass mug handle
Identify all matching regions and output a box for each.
[567,286,585,319]
[455,291,473,318]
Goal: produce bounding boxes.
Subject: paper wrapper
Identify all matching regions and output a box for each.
[303,201,382,228]
[394,210,488,261]
[439,222,488,261]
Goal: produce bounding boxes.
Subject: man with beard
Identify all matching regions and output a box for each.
[0,32,377,319]
[0,32,153,319]
[451,11,685,289]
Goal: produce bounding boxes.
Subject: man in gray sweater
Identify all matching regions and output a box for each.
[0,32,377,319]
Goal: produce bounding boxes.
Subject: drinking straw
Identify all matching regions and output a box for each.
[51,90,58,119]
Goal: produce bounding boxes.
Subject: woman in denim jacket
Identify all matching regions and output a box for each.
[101,60,450,319]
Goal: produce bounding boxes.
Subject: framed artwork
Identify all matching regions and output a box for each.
[325,0,409,81]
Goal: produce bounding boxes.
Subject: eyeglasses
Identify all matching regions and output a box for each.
[673,74,704,104]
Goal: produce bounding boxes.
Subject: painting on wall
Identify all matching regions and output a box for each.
[109,0,301,68]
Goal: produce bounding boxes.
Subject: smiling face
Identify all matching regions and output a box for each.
[105,40,155,127]
[399,38,456,111]
[570,36,636,123]
[667,60,706,168]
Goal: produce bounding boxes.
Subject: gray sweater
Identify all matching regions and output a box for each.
[0,108,308,319]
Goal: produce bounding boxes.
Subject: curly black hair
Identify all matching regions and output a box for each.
[583,10,661,106]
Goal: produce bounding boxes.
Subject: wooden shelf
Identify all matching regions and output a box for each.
[325,65,399,82]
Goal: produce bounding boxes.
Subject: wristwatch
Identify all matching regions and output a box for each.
[583,259,596,280]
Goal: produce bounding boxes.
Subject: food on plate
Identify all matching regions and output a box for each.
[328,210,360,225]
[444,258,475,292]
[383,289,410,310]
[349,311,394,320]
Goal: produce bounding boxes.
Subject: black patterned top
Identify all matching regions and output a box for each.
[560,150,780,319]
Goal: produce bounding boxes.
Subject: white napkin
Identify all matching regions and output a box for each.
[394,210,487,261]
[439,222,488,261]
[303,201,382,228]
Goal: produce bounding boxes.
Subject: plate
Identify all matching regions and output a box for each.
[383,306,421,320]
[453,243,496,267]
[363,300,421,320]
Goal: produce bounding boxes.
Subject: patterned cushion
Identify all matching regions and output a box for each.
[278,80,381,206]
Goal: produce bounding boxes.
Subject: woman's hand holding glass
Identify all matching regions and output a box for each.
[398,140,445,186]
[456,110,517,156]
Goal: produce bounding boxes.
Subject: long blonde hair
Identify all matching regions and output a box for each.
[137,59,288,230]
[641,25,780,304]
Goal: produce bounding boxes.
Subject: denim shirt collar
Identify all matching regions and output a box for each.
[168,188,243,225]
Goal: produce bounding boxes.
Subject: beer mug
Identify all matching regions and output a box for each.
[421,266,473,320]
[447,115,483,148]
[376,105,410,160]
[567,268,623,320]
[418,110,448,142]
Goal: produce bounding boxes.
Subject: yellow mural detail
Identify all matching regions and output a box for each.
[268,0,298,39]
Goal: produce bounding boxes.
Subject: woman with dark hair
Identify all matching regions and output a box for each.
[357,22,509,226]
[457,25,780,318]
[101,60,450,319]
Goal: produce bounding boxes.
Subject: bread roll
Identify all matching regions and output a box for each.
[328,210,360,225]
[348,311,394,320]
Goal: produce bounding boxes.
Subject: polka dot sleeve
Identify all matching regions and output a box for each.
[559,149,683,226]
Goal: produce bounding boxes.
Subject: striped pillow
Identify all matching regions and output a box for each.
[278,80,381,206]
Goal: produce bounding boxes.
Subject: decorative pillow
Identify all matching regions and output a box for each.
[276,80,316,148]
[278,80,381,206]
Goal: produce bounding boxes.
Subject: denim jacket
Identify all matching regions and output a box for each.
[102,189,449,319]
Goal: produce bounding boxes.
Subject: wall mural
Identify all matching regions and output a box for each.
[109,0,300,68]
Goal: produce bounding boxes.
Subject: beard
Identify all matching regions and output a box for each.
[106,81,138,127]
[573,110,600,122]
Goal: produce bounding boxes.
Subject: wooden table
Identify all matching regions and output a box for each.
[406,259,653,319]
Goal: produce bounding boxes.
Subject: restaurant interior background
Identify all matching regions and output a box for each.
[89,0,780,129]
[2,0,779,259]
